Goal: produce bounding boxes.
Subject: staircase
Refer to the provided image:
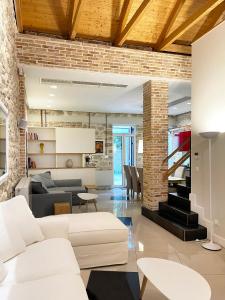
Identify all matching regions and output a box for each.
[142,176,207,241]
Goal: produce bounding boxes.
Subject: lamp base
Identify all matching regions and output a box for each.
[202,241,222,251]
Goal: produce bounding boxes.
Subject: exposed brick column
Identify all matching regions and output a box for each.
[19,75,27,177]
[143,81,168,210]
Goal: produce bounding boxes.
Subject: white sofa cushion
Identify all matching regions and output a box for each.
[0,272,88,300]
[68,212,128,247]
[37,215,69,240]
[0,261,7,282]
[0,207,25,262]
[1,196,44,246]
[4,238,80,283]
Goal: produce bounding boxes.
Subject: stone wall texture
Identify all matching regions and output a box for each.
[28,109,143,171]
[0,0,22,200]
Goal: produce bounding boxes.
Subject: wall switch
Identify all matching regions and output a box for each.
[214,219,219,226]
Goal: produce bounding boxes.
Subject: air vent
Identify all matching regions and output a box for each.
[40,78,128,88]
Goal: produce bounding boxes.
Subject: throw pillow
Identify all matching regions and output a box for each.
[32,172,56,188]
[0,261,7,282]
[0,206,25,262]
[31,181,48,194]
[0,196,44,246]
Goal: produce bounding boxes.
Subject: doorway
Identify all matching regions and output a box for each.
[113,125,136,186]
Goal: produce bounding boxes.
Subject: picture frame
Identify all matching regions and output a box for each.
[95,140,104,154]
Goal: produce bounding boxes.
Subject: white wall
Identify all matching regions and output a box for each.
[192,21,225,246]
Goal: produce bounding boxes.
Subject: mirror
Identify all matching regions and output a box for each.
[0,103,8,182]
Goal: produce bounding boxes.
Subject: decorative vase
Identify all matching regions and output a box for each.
[66,159,73,168]
[40,143,44,154]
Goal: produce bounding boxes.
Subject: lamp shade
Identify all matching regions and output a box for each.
[138,140,143,154]
[199,132,219,139]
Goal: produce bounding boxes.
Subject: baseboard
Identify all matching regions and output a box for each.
[190,193,225,248]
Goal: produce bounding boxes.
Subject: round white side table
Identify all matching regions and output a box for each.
[78,193,98,212]
[137,258,211,300]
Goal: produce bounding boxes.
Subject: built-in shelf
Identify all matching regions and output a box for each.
[28,167,96,170]
[28,139,56,142]
[28,153,56,155]
[27,127,95,170]
[28,153,95,155]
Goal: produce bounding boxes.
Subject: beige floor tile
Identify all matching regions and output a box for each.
[204,275,225,300]
[177,251,225,275]
[75,188,225,299]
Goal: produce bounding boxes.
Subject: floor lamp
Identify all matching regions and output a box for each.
[199,131,221,251]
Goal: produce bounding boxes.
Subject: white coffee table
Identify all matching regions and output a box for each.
[78,193,98,212]
[137,258,211,300]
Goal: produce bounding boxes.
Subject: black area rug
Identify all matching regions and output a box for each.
[118,217,133,226]
[87,271,140,300]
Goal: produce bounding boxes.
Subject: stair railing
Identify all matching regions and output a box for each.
[163,151,190,180]
[162,136,191,180]
[162,136,191,165]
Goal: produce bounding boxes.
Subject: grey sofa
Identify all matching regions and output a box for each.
[30,173,87,217]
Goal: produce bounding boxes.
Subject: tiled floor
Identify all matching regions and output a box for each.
[74,188,225,300]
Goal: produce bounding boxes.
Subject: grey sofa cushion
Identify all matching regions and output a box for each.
[48,186,86,193]
[53,179,82,187]
[31,182,48,194]
[32,172,56,188]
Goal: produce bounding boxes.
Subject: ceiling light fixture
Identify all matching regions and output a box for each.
[187,102,191,105]
[49,94,55,97]
[173,107,177,110]
[50,85,57,89]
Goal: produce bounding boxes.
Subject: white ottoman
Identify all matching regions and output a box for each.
[38,212,128,269]
[68,212,128,269]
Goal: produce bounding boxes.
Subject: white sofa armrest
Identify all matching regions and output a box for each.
[37,215,69,240]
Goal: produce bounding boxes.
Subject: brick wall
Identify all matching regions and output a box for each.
[16,34,191,80]
[143,81,168,210]
[0,0,21,200]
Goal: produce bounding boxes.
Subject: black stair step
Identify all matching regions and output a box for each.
[177,184,191,199]
[168,193,191,211]
[142,207,207,241]
[159,202,198,227]
[186,176,191,188]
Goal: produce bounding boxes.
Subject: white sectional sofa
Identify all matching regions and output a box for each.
[0,196,128,300]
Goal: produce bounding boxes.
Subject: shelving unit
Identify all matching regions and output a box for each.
[27,127,96,184]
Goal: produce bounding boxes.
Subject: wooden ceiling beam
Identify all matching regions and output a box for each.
[68,0,83,39]
[155,0,185,49]
[192,1,225,42]
[14,0,23,33]
[116,0,133,38]
[163,43,191,55]
[115,0,153,46]
[157,0,225,51]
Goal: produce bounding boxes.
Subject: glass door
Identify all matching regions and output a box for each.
[113,126,135,186]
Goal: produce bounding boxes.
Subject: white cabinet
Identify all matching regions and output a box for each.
[56,128,95,154]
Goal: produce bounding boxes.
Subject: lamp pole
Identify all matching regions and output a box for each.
[199,131,221,251]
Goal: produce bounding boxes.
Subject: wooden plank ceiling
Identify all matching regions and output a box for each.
[14,0,225,55]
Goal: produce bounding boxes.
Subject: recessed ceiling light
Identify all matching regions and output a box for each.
[49,93,55,97]
[187,102,191,105]
[50,85,57,89]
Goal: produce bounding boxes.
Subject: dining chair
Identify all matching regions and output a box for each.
[130,166,141,200]
[137,167,143,200]
[123,165,133,199]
